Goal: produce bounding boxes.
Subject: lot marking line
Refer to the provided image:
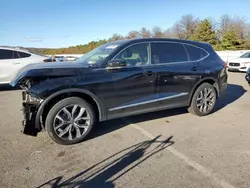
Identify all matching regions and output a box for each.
[127,121,236,188]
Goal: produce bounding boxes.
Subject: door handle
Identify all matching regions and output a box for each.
[13,62,21,65]
[191,67,198,71]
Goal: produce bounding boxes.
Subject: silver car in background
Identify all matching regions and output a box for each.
[227,51,250,72]
[0,47,48,84]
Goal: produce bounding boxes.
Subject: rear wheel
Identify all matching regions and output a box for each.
[188,83,217,116]
[45,97,96,145]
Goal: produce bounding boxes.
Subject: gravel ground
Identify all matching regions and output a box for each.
[0,72,249,188]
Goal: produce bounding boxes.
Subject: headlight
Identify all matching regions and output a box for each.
[23,91,43,104]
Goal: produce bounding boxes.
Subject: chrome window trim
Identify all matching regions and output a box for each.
[183,43,190,61]
[96,40,210,71]
[109,92,188,111]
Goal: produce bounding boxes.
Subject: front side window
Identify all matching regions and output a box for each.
[114,43,150,66]
[151,42,188,64]
[0,49,14,60]
[184,44,208,61]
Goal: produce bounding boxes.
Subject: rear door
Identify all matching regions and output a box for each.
[0,49,23,84]
[16,51,32,66]
[151,42,201,108]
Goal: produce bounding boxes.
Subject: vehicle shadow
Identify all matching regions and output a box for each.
[91,84,246,141]
[214,83,246,112]
[89,107,187,141]
[38,135,174,188]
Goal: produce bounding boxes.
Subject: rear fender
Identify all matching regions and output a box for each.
[189,77,220,104]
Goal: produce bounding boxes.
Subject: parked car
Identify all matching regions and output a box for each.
[10,38,228,145]
[0,47,49,84]
[246,68,250,85]
[55,56,66,62]
[227,51,250,72]
[65,56,78,61]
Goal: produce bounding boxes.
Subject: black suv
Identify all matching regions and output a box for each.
[10,38,228,145]
[246,68,250,85]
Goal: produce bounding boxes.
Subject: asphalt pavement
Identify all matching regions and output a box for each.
[0,72,250,188]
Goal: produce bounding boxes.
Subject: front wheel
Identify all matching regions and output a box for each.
[45,97,96,145]
[188,83,217,116]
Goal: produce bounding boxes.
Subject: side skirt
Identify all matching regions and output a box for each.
[106,102,189,121]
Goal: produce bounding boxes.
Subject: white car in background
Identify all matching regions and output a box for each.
[65,55,78,61]
[0,47,48,84]
[227,52,250,72]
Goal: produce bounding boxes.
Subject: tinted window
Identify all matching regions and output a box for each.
[184,44,208,61]
[14,51,19,59]
[151,42,188,64]
[18,51,31,58]
[115,43,150,66]
[0,49,14,59]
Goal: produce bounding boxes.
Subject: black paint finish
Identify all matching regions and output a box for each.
[10,38,228,133]
[246,69,250,84]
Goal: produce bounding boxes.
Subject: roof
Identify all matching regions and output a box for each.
[0,46,29,52]
[109,38,211,49]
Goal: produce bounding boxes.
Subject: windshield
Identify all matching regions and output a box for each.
[240,52,250,58]
[76,42,123,66]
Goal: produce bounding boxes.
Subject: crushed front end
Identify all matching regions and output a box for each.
[20,79,44,136]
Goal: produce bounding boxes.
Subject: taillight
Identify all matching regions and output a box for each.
[223,62,228,68]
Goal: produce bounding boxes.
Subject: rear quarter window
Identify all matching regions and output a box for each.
[184,44,208,61]
[18,51,31,58]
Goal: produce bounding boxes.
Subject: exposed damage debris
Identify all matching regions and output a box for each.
[21,79,44,136]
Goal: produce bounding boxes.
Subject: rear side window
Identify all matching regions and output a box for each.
[18,51,31,58]
[184,44,208,61]
[151,42,188,64]
[0,49,14,59]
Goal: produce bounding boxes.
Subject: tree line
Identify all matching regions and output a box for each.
[33,14,250,55]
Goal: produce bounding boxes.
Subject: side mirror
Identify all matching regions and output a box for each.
[107,59,127,69]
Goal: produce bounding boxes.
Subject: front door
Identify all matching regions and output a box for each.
[104,42,158,119]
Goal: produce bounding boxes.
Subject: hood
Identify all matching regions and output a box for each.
[10,61,90,87]
[229,58,250,63]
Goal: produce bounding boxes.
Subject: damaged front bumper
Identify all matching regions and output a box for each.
[22,91,43,136]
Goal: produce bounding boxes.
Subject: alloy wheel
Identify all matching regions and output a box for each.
[196,88,216,113]
[53,104,90,141]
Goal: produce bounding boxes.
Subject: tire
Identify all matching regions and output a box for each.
[188,83,217,116]
[45,97,96,145]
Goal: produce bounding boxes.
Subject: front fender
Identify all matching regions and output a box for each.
[35,88,105,130]
[28,76,80,98]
